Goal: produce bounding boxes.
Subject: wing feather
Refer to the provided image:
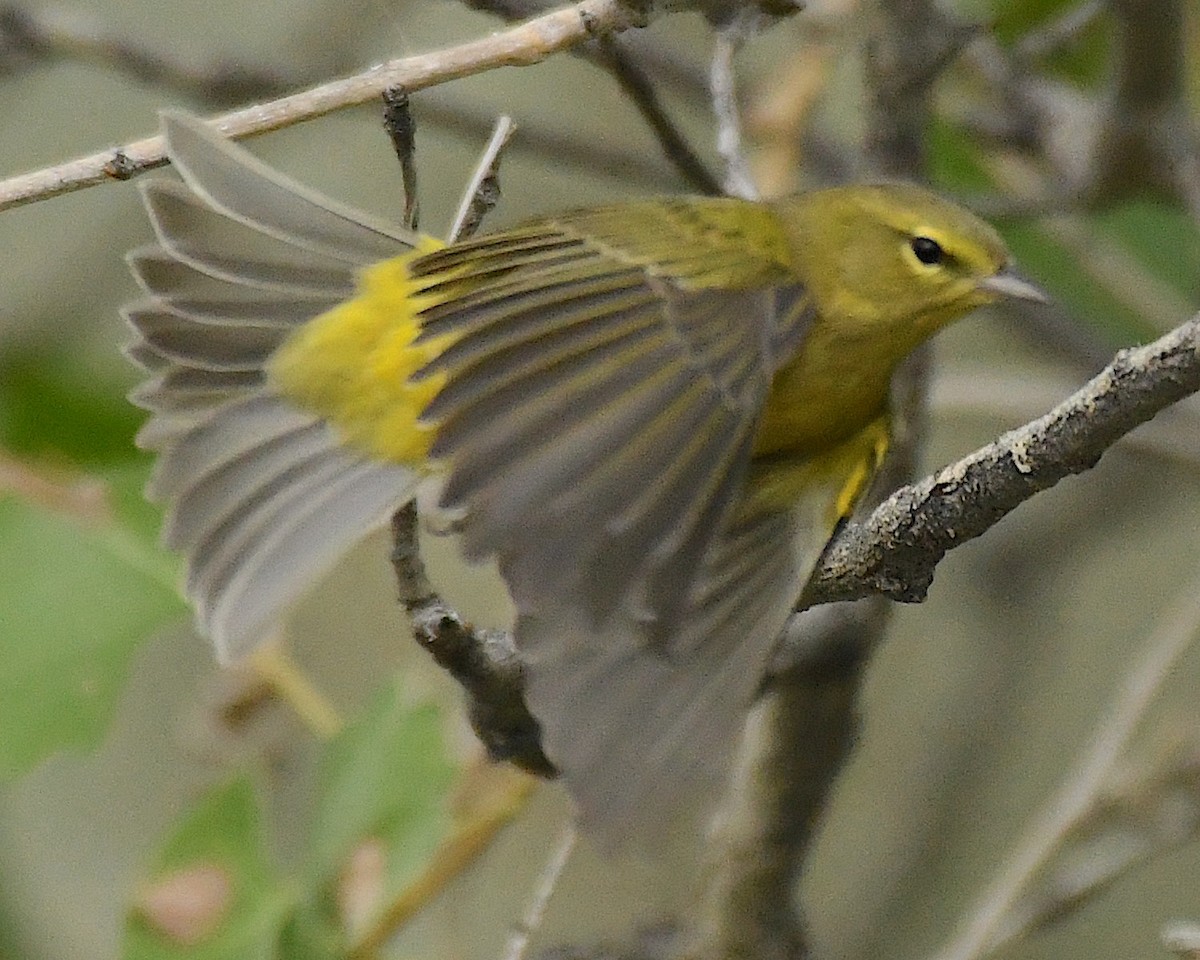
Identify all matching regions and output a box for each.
[415,265,646,343]
[159,112,414,264]
[141,180,359,295]
[408,205,829,840]
[416,307,661,424]
[510,501,823,844]
[124,303,281,371]
[128,248,342,325]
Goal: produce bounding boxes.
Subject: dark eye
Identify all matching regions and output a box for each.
[910,236,944,265]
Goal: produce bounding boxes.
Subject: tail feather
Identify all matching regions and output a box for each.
[129,368,265,413]
[140,180,361,295]
[126,112,421,661]
[185,449,356,599]
[125,302,282,371]
[163,421,334,549]
[208,462,417,657]
[160,112,416,264]
[127,247,344,324]
[145,395,314,498]
[124,341,172,373]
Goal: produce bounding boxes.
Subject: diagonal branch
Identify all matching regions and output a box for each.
[801,312,1200,612]
[0,0,644,212]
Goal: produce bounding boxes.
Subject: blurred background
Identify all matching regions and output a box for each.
[0,1,1198,959]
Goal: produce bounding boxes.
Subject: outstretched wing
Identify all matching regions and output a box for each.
[126,113,420,661]
[405,205,823,839]
[411,202,812,627]
[512,420,890,844]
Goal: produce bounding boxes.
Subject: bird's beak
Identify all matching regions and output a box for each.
[977,268,1049,303]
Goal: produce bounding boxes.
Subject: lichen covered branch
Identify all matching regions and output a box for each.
[803,312,1200,609]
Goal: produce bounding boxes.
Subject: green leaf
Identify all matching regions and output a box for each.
[123,779,296,960]
[0,348,142,466]
[989,0,1109,85]
[1094,201,1200,304]
[0,459,182,780]
[309,685,455,934]
[999,221,1160,346]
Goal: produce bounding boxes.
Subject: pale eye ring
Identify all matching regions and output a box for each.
[910,236,944,265]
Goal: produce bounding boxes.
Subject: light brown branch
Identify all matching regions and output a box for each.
[0,0,643,213]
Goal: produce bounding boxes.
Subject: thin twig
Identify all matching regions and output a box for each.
[928,563,1200,960]
[592,36,723,195]
[249,643,343,740]
[933,371,1200,472]
[1014,0,1104,61]
[0,0,642,212]
[990,746,1200,949]
[449,116,517,242]
[1164,922,1200,958]
[382,89,421,231]
[385,114,551,779]
[499,823,578,960]
[455,0,722,193]
[0,5,304,103]
[390,506,554,779]
[346,766,537,959]
[709,26,757,199]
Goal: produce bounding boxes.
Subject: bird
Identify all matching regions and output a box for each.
[124,111,1045,845]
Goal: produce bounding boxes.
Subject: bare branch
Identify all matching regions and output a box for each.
[1,6,688,193]
[0,0,644,213]
[389,505,554,780]
[1164,922,1200,959]
[804,312,1200,609]
[449,116,517,242]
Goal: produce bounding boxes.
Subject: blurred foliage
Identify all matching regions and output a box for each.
[121,690,453,960]
[0,348,143,465]
[990,0,1110,85]
[0,463,180,780]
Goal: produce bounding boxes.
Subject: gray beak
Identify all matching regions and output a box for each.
[977,268,1049,303]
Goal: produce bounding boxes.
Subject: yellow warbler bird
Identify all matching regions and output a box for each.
[125,112,1043,842]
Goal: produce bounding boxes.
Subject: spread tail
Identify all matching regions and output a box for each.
[125,112,422,661]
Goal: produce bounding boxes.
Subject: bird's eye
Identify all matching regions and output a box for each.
[910,236,944,266]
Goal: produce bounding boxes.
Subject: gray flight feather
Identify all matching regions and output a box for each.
[126,112,419,662]
[407,204,820,841]
[158,112,416,264]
